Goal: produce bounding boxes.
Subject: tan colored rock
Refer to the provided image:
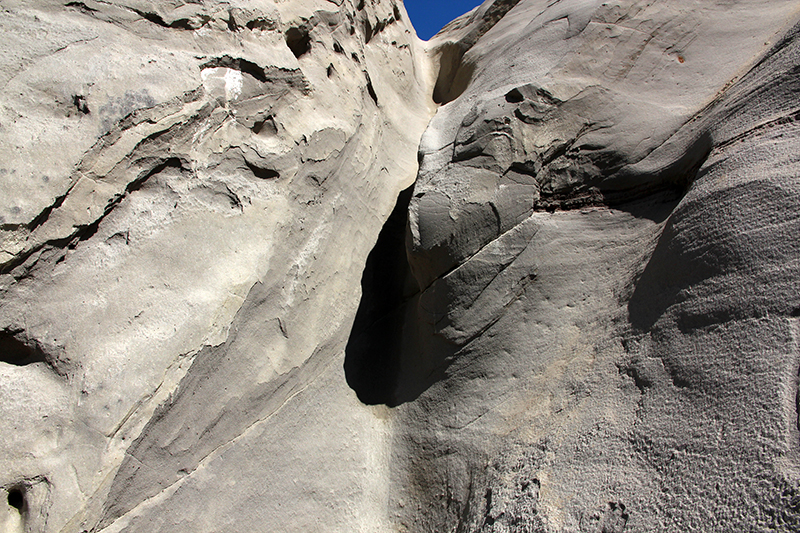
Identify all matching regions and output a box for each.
[0,1,433,531]
[1,1,800,532]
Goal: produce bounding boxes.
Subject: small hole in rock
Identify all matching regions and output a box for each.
[72,94,90,114]
[245,161,280,180]
[251,116,277,135]
[285,27,311,58]
[7,488,23,511]
[791,307,800,317]
[0,331,48,366]
[505,88,524,103]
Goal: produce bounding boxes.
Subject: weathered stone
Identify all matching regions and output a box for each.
[1,1,799,532]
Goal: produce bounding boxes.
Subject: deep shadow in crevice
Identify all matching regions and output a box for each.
[0,331,48,366]
[286,27,311,58]
[431,0,522,104]
[7,487,24,512]
[345,186,417,406]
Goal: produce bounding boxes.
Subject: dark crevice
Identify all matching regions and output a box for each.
[791,307,800,317]
[65,1,97,14]
[432,0,523,104]
[7,487,24,512]
[345,186,416,406]
[483,488,495,527]
[245,18,275,31]
[364,18,373,43]
[0,331,48,367]
[131,9,194,30]
[505,88,524,103]
[245,160,280,180]
[72,94,90,114]
[365,73,378,105]
[1,157,188,275]
[168,19,195,31]
[225,14,239,32]
[75,157,185,244]
[432,43,472,104]
[363,14,396,44]
[27,189,70,232]
[200,56,267,83]
[127,158,184,195]
[251,116,277,135]
[286,27,312,58]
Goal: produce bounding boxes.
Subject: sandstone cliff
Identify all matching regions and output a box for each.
[1,1,799,532]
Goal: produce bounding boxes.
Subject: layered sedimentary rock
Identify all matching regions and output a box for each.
[0,1,433,531]
[2,0,800,532]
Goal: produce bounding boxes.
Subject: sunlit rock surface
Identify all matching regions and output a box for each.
[2,0,800,531]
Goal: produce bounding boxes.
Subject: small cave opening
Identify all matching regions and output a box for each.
[286,27,311,58]
[344,186,417,406]
[7,487,24,512]
[0,331,48,366]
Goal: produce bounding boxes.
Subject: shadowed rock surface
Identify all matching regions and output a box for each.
[1,1,799,532]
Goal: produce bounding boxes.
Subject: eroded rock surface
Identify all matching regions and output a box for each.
[1,0,800,532]
[0,1,433,531]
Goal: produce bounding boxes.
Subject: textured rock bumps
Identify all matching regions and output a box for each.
[1,1,800,532]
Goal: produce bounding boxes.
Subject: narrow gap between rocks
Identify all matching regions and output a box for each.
[344,186,417,406]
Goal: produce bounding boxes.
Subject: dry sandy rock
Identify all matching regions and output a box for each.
[1,1,799,532]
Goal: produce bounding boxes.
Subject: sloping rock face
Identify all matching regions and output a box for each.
[1,0,800,532]
[351,0,800,531]
[0,1,433,531]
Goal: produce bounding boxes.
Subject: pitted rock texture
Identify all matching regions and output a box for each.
[1,0,800,532]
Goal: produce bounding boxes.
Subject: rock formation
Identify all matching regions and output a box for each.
[1,0,799,531]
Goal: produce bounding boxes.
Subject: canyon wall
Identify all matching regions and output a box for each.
[1,1,799,532]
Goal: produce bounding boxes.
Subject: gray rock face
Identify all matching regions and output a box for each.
[0,1,433,531]
[1,0,800,532]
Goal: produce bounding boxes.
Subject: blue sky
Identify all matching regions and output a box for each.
[403,0,484,40]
